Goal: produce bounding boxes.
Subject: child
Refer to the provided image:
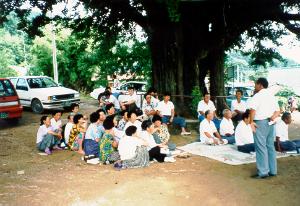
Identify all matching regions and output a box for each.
[36,116,62,155]
[68,114,87,154]
[64,114,74,146]
[70,103,80,115]
[99,117,119,164]
[50,110,63,131]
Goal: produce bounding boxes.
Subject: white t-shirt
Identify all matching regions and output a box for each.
[124,120,142,133]
[113,127,125,141]
[118,135,142,160]
[156,101,174,116]
[231,99,247,113]
[113,79,120,88]
[108,95,120,110]
[235,121,254,146]
[140,130,157,151]
[199,119,218,142]
[151,96,160,108]
[36,125,53,143]
[220,118,235,136]
[275,120,289,142]
[119,93,139,108]
[197,100,216,115]
[247,89,280,120]
[64,122,73,144]
[50,118,62,131]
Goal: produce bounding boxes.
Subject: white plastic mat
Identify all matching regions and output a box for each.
[178,142,299,165]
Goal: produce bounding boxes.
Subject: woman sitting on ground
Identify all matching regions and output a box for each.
[36,116,62,155]
[152,115,176,151]
[99,117,119,164]
[68,114,87,154]
[124,111,142,133]
[140,120,176,163]
[83,112,102,158]
[117,126,150,169]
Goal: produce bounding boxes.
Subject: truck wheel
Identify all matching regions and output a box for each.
[31,99,44,114]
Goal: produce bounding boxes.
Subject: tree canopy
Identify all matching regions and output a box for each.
[1,0,300,110]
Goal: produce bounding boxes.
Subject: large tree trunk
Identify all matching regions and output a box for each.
[208,47,227,116]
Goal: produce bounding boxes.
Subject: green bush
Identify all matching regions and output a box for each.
[190,86,202,117]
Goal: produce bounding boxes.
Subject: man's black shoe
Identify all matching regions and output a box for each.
[251,174,269,179]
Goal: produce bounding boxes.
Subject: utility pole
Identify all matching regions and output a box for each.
[50,12,58,83]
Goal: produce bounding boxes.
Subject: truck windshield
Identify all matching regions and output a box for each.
[27,78,58,89]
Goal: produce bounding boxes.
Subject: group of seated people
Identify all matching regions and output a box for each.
[36,100,181,168]
[36,88,300,169]
[198,90,300,154]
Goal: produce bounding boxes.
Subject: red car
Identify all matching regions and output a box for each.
[0,78,23,121]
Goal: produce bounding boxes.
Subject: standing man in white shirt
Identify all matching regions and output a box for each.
[219,109,235,144]
[248,78,280,179]
[231,90,247,122]
[275,112,300,153]
[199,110,227,145]
[235,109,255,153]
[156,92,191,136]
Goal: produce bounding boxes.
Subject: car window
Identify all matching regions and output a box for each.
[27,77,58,89]
[10,78,18,86]
[133,83,146,92]
[16,78,28,91]
[0,80,17,97]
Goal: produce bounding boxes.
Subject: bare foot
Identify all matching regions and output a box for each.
[78,150,85,155]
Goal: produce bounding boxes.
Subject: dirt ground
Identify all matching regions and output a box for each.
[0,98,299,206]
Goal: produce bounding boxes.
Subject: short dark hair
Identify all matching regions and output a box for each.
[105,103,115,112]
[203,93,210,97]
[40,115,48,126]
[163,91,171,97]
[141,120,152,131]
[103,90,111,96]
[96,109,105,115]
[281,112,291,121]
[127,111,137,119]
[242,109,251,120]
[147,87,157,93]
[89,112,100,123]
[120,109,128,117]
[204,110,212,118]
[103,117,114,130]
[144,92,151,99]
[70,103,79,111]
[51,110,62,116]
[128,86,134,90]
[236,89,243,95]
[73,114,84,124]
[256,77,268,88]
[152,114,162,123]
[125,126,137,136]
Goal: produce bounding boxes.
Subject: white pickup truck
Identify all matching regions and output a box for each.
[9,76,80,113]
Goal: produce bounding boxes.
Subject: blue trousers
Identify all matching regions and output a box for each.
[237,143,255,153]
[162,115,186,128]
[254,119,277,176]
[84,139,99,157]
[275,140,300,153]
[198,115,221,130]
[221,135,236,144]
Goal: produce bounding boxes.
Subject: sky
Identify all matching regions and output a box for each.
[277,33,300,64]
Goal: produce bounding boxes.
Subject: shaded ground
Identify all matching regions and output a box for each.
[0,98,299,206]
